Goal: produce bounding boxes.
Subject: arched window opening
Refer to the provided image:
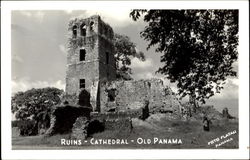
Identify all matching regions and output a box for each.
[80,24,86,36]
[72,25,77,37]
[80,49,86,61]
[90,21,94,31]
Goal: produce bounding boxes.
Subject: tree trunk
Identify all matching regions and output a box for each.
[189,92,198,114]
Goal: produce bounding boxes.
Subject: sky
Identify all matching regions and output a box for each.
[11,10,239,117]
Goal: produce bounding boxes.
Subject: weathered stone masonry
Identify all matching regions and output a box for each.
[66,15,116,111]
[100,79,181,114]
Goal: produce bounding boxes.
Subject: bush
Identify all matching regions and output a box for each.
[12,120,37,136]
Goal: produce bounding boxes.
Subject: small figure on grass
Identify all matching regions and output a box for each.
[203,116,210,131]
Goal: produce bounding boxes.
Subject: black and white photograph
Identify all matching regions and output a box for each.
[1,1,249,159]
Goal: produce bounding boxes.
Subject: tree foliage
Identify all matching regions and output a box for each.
[11,87,63,121]
[114,33,146,80]
[130,10,238,104]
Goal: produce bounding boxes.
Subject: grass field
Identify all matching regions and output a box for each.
[12,114,238,149]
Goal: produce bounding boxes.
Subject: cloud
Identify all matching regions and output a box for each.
[211,78,238,100]
[64,10,73,14]
[135,72,154,80]
[20,11,32,17]
[229,78,239,86]
[133,71,161,81]
[53,80,65,90]
[59,44,67,55]
[168,77,239,100]
[131,58,153,69]
[12,54,23,63]
[35,11,45,23]
[12,78,65,94]
[232,61,238,72]
[19,11,45,23]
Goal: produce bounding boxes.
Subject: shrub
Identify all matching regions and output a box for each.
[12,120,37,136]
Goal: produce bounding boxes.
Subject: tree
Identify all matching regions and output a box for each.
[11,87,63,121]
[114,33,146,80]
[130,10,238,105]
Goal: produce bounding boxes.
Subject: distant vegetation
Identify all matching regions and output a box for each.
[11,87,63,135]
[114,33,145,80]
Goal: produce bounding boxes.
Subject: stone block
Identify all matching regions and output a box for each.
[71,116,89,140]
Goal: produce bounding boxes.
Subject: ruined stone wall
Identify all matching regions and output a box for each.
[45,105,92,135]
[99,79,181,114]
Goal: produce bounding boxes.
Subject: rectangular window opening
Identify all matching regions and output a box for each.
[108,89,116,102]
[80,79,85,89]
[80,49,86,61]
[106,52,109,64]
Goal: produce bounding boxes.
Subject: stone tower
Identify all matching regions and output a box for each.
[66,15,116,96]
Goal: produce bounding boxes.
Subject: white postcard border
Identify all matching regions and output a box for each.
[1,1,249,159]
